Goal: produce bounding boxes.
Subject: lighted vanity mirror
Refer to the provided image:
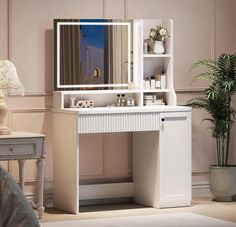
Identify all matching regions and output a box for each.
[54,19,132,90]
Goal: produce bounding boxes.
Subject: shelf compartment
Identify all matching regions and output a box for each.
[143,54,171,58]
[62,92,142,109]
[59,89,142,95]
[142,89,172,93]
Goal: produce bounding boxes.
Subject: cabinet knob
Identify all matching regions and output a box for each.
[161,118,165,122]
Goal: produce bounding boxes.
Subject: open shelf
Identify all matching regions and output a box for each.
[59,89,142,95]
[143,54,171,58]
[142,89,172,93]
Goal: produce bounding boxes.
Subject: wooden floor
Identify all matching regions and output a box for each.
[39,197,236,224]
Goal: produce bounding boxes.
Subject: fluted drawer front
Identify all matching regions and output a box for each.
[78,113,160,133]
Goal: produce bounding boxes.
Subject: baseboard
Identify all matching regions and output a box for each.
[26,181,212,208]
[192,182,212,198]
[25,192,53,208]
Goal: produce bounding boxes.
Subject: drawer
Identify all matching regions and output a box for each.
[78,112,160,133]
[0,143,36,156]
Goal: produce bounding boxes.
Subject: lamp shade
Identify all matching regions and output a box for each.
[0,60,24,96]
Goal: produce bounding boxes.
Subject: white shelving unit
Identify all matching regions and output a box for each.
[54,19,176,110]
[140,19,176,107]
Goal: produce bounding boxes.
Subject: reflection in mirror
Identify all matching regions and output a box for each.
[54,19,132,90]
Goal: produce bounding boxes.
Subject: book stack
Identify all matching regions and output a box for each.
[143,94,165,106]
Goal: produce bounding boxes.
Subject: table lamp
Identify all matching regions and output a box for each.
[0,60,24,135]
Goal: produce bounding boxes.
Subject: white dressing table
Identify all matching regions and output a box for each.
[53,18,192,213]
[53,105,191,213]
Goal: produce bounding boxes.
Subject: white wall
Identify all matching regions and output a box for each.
[0,0,236,200]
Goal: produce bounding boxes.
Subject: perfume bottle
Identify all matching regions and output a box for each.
[121,94,126,106]
[161,72,166,89]
[145,77,150,90]
[116,94,121,107]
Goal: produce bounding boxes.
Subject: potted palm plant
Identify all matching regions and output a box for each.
[187,53,236,201]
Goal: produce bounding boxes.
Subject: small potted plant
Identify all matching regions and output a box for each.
[149,24,170,54]
[187,53,236,201]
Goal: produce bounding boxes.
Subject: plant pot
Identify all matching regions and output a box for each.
[209,165,236,201]
[153,41,165,54]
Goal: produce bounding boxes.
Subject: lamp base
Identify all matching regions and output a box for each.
[0,126,12,135]
[0,90,11,135]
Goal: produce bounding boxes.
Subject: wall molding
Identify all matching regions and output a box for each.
[0,0,9,59]
[26,192,53,208]
[175,88,205,93]
[192,169,209,174]
[8,107,52,128]
[24,92,53,97]
[192,182,212,198]
[102,0,106,18]
[7,0,10,58]
[10,107,52,114]
[212,0,216,59]
[15,177,53,184]
[22,89,204,95]
[8,89,206,98]
[124,0,128,19]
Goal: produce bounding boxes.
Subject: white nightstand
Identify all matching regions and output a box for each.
[0,131,46,219]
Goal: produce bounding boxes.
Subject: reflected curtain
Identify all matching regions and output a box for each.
[59,19,80,86]
[105,20,128,84]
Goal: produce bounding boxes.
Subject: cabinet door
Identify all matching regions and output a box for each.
[159,111,191,207]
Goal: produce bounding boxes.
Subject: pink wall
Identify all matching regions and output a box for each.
[0,0,236,199]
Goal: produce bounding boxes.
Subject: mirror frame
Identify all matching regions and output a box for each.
[54,19,132,90]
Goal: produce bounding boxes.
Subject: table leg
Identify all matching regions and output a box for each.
[18,160,25,191]
[37,158,45,219]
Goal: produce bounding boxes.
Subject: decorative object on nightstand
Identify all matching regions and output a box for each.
[0,60,24,135]
[149,24,170,54]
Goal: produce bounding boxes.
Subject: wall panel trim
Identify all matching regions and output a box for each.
[192,169,209,174]
[103,0,106,18]
[192,182,211,197]
[212,0,216,59]
[124,0,128,19]
[24,92,53,97]
[10,108,51,113]
[175,88,205,93]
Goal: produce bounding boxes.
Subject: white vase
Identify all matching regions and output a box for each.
[153,41,165,54]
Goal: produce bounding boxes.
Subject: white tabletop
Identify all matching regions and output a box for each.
[0,131,45,139]
[53,105,191,115]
